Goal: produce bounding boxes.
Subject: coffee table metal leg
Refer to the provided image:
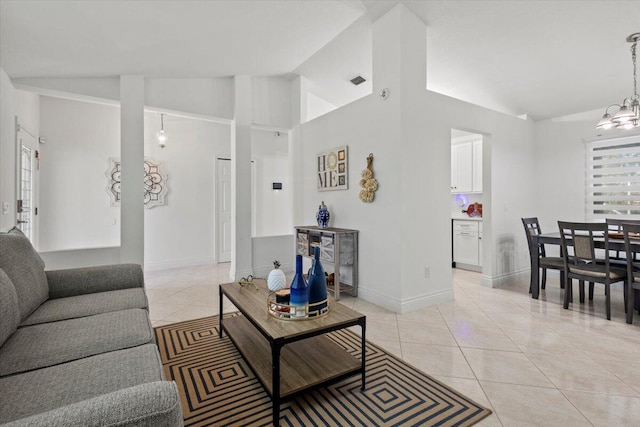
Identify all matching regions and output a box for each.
[272,342,282,426]
[361,318,366,390]
[218,287,223,338]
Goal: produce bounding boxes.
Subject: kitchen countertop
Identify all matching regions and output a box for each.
[451,216,483,221]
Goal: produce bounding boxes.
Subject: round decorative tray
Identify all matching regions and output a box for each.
[267,292,329,320]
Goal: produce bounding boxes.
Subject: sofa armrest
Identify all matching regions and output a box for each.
[46,264,144,299]
[2,381,182,427]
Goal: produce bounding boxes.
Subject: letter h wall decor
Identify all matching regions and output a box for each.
[317,146,348,191]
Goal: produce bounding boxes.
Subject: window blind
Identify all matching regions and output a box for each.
[585,135,640,220]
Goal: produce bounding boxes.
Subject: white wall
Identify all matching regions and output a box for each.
[419,92,536,289]
[15,76,293,129]
[14,77,235,120]
[40,246,120,270]
[251,128,292,237]
[0,68,16,231]
[533,118,640,259]
[0,71,41,234]
[306,92,337,122]
[252,77,291,129]
[252,234,295,277]
[13,78,121,103]
[37,95,234,268]
[143,112,230,270]
[298,71,536,312]
[38,96,121,251]
[300,92,403,310]
[14,89,40,135]
[11,80,294,273]
[533,117,602,234]
[146,78,234,120]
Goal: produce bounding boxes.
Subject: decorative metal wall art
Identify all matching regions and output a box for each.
[317,145,348,191]
[106,158,168,208]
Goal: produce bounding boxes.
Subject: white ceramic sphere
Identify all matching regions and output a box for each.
[267,268,287,291]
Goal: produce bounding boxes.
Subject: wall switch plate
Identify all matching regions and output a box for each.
[424,266,431,279]
[2,201,9,214]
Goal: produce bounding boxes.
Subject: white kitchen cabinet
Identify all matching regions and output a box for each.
[453,219,482,270]
[451,143,473,192]
[451,139,482,193]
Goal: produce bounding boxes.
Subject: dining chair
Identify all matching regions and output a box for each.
[558,221,627,320]
[607,218,640,263]
[522,218,565,291]
[623,223,640,324]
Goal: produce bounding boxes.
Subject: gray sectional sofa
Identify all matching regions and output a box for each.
[0,227,183,426]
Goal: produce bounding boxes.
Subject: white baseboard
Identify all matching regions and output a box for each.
[357,287,455,314]
[454,262,482,272]
[480,268,529,288]
[399,289,455,313]
[357,287,402,312]
[144,257,215,272]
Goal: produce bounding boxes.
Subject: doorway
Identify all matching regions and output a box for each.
[451,129,483,273]
[216,158,231,263]
[16,120,38,245]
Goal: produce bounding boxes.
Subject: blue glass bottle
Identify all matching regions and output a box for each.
[308,246,328,313]
[289,255,309,317]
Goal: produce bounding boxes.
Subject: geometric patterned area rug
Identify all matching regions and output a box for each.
[155,315,491,427]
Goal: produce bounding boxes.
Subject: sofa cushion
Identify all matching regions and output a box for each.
[46,264,145,299]
[0,308,153,377]
[0,269,20,346]
[1,381,182,427]
[0,344,166,424]
[21,288,149,326]
[0,228,48,321]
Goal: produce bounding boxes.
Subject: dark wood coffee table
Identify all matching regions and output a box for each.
[219,279,366,426]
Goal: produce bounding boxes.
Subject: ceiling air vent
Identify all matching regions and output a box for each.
[350,75,366,86]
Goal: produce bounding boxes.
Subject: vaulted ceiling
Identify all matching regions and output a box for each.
[1,1,638,120]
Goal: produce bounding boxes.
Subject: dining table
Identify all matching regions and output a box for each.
[530,232,640,299]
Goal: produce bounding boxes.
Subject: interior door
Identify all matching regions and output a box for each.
[16,121,38,245]
[216,158,231,263]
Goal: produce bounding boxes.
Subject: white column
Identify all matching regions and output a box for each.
[119,75,144,265]
[230,76,253,280]
[373,5,439,311]
[289,76,307,227]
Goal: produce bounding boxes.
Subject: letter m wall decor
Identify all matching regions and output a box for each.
[317,146,348,191]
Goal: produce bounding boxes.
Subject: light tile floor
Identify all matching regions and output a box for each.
[146,264,640,426]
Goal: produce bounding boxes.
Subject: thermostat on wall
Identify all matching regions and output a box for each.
[273,182,283,190]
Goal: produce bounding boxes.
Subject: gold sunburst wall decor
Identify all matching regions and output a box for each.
[359,153,378,203]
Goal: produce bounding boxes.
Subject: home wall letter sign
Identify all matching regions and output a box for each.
[317,146,348,191]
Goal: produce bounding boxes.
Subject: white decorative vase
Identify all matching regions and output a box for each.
[267,261,287,292]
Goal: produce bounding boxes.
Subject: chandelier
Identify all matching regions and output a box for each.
[157,113,167,148]
[596,33,640,130]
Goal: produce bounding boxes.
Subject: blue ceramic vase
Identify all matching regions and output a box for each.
[308,246,328,313]
[316,201,330,229]
[289,255,309,317]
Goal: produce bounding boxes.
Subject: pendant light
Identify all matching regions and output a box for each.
[596,33,640,130]
[157,113,167,148]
